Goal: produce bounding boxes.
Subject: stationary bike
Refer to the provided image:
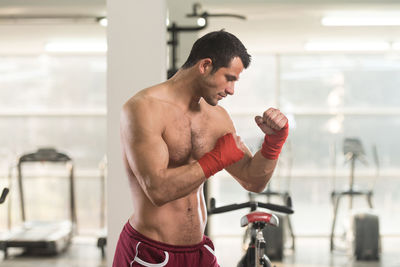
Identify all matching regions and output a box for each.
[247,140,295,260]
[208,198,294,267]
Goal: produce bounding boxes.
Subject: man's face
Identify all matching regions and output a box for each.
[201,57,244,106]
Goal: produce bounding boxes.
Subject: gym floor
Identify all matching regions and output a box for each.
[215,236,400,267]
[0,236,398,267]
[0,236,107,267]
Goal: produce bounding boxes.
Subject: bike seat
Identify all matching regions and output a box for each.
[240,211,279,227]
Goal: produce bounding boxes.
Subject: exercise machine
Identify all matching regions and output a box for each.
[330,138,380,260]
[208,198,294,267]
[97,155,107,259]
[0,148,77,258]
[248,191,294,261]
[0,188,8,204]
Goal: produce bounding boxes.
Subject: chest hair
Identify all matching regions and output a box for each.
[163,113,215,167]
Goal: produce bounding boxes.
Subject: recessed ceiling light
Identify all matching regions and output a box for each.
[45,42,107,53]
[322,16,400,26]
[304,41,390,51]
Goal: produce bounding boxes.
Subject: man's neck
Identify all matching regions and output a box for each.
[167,68,202,112]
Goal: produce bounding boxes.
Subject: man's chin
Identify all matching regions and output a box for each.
[204,97,218,106]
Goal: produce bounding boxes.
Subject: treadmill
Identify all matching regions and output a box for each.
[0,148,77,258]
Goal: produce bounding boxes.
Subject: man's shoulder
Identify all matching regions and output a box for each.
[122,94,151,116]
[121,95,161,131]
[203,102,231,119]
[201,101,235,131]
[121,92,167,135]
[123,86,164,113]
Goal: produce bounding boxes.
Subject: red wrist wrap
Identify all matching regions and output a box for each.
[261,122,289,160]
[198,133,244,178]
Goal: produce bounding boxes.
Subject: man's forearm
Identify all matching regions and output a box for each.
[144,162,206,206]
[239,118,289,192]
[139,133,245,207]
[229,150,278,193]
[245,150,278,191]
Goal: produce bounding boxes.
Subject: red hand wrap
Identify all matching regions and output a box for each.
[198,133,244,178]
[261,122,289,160]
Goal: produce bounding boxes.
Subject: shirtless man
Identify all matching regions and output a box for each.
[113,30,289,267]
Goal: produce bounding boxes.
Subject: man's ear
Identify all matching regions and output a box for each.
[198,58,213,74]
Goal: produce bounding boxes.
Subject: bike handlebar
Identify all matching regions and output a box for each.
[207,198,294,215]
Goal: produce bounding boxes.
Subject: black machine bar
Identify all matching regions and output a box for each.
[0,188,9,204]
[208,200,294,215]
[19,148,71,163]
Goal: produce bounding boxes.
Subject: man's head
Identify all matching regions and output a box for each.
[181,30,251,73]
[182,30,251,106]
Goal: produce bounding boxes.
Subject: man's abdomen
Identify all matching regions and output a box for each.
[131,189,207,246]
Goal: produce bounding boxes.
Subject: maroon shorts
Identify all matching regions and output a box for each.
[113,222,220,267]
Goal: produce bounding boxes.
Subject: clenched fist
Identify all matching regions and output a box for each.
[255,108,289,160]
[255,108,288,135]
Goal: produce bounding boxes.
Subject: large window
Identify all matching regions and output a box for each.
[0,55,106,234]
[212,53,400,242]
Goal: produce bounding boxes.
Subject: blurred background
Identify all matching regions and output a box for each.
[1,0,400,266]
[0,0,107,266]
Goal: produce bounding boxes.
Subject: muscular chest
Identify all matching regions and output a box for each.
[162,113,216,166]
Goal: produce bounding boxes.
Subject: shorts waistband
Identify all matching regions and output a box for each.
[123,221,208,253]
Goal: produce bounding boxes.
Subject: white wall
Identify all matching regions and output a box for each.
[106,1,166,265]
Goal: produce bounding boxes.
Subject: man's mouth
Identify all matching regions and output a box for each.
[218,93,226,100]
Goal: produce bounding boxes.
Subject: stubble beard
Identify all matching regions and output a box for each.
[200,76,219,106]
[203,95,218,106]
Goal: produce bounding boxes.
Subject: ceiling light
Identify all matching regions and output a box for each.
[45,42,107,53]
[322,16,400,26]
[305,41,390,51]
[197,17,206,27]
[392,42,400,50]
[98,17,108,27]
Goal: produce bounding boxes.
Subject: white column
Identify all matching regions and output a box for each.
[107,1,166,265]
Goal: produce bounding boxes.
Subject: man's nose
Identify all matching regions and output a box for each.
[225,85,234,95]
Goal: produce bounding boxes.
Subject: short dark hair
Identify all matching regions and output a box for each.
[181,30,251,73]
